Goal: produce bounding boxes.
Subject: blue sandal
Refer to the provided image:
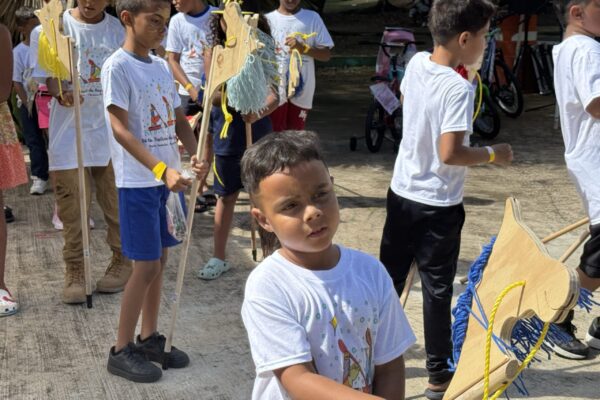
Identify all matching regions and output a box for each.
[197,257,230,280]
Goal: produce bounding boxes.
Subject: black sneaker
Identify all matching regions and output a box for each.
[4,206,14,223]
[552,323,589,360]
[136,332,190,368]
[586,317,600,350]
[107,343,162,383]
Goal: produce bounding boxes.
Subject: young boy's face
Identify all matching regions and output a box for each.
[18,17,39,38]
[76,0,108,22]
[571,0,600,37]
[172,0,195,13]
[279,0,301,13]
[253,160,340,259]
[123,3,170,50]
[459,21,490,67]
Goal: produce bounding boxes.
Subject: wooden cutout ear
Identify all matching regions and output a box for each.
[251,207,274,233]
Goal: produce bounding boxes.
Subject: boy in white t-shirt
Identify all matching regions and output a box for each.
[378,1,512,399]
[551,0,600,360]
[240,131,416,399]
[103,0,206,383]
[12,7,49,195]
[266,0,333,132]
[166,0,215,115]
[34,1,132,303]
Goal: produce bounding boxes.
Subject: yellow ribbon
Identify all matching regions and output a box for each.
[219,86,233,139]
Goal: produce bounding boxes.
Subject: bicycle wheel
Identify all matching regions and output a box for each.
[365,100,386,153]
[492,59,524,118]
[474,94,501,139]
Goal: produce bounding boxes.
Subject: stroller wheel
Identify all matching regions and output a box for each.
[349,137,357,151]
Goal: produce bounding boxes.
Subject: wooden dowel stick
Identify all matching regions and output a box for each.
[542,218,589,244]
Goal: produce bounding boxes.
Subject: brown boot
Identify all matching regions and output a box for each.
[62,264,86,304]
[96,251,132,293]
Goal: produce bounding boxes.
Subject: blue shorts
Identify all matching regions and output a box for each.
[213,154,243,197]
[118,186,185,261]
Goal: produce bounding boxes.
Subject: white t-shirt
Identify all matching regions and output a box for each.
[266,9,334,110]
[391,52,473,207]
[166,7,216,96]
[553,35,600,225]
[242,245,416,400]
[42,11,124,171]
[102,48,182,188]
[12,42,37,108]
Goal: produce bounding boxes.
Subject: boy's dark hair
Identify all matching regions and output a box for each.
[116,0,170,17]
[553,0,591,25]
[15,7,38,27]
[428,0,496,45]
[241,130,326,257]
[241,130,325,200]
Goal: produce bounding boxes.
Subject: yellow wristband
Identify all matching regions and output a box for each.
[485,146,495,163]
[184,82,194,92]
[302,43,311,54]
[152,161,167,182]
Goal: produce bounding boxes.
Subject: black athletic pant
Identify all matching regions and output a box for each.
[380,188,465,385]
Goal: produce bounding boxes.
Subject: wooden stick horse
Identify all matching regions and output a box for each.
[444,198,581,399]
[163,0,274,368]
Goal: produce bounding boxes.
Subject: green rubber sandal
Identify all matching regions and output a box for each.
[197,257,230,280]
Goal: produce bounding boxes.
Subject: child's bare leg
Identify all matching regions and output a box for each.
[140,249,168,339]
[213,191,240,260]
[115,259,161,351]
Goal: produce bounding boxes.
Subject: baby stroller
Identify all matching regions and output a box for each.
[350,27,417,153]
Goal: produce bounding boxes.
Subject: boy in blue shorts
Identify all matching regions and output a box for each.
[102,0,206,382]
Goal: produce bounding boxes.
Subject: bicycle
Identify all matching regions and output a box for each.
[350,27,417,153]
[481,22,524,118]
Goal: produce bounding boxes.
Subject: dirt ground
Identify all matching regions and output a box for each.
[1,67,598,400]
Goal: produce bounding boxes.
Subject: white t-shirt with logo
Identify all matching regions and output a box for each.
[12,42,37,108]
[166,7,216,96]
[391,52,473,207]
[42,11,124,171]
[265,9,334,110]
[102,49,182,188]
[553,35,600,225]
[242,245,416,400]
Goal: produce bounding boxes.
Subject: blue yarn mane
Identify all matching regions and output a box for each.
[226,29,279,116]
[449,237,598,397]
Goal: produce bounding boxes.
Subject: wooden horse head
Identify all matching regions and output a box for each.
[203,1,260,102]
[444,198,580,399]
[34,0,73,81]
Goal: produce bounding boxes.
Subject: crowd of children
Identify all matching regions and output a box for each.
[0,0,599,398]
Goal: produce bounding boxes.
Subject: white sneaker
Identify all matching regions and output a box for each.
[89,218,95,230]
[52,211,63,230]
[30,177,48,195]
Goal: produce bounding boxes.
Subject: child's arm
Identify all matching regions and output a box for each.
[372,356,406,399]
[46,77,83,107]
[274,363,383,400]
[168,52,199,102]
[174,106,209,178]
[107,104,192,191]
[439,132,512,166]
[13,82,28,106]
[242,89,279,124]
[285,37,331,62]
